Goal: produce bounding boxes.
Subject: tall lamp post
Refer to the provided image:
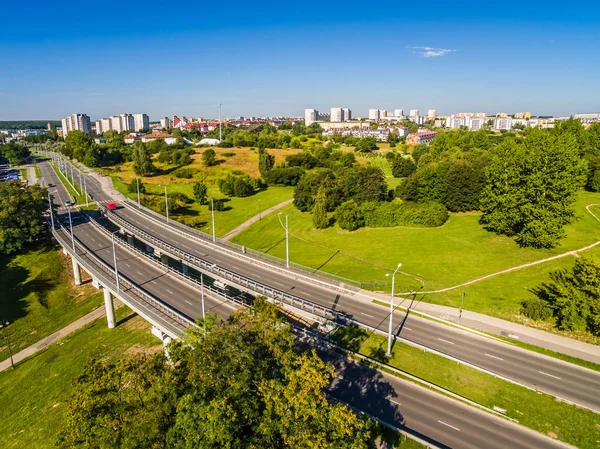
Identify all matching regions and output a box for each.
[207,197,216,242]
[385,263,403,357]
[48,193,55,230]
[68,207,75,252]
[1,319,14,369]
[111,230,120,292]
[136,178,141,208]
[278,212,289,268]
[201,273,206,335]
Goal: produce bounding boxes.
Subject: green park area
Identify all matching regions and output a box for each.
[0,307,161,449]
[0,245,103,362]
[232,191,600,324]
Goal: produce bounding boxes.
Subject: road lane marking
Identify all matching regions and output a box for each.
[125,263,131,267]
[389,399,401,406]
[438,421,460,431]
[166,289,174,294]
[137,271,144,275]
[538,371,562,380]
[360,312,374,318]
[184,300,193,305]
[485,353,504,361]
[403,327,412,331]
[437,338,455,345]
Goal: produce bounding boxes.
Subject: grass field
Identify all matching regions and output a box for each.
[232,192,600,318]
[333,327,600,449]
[0,245,103,362]
[0,307,161,449]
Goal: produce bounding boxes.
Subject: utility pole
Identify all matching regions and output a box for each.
[386,263,403,357]
[210,198,216,242]
[219,103,222,143]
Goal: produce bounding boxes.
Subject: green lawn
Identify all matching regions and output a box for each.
[0,245,103,362]
[332,327,600,449]
[232,192,600,313]
[0,308,161,449]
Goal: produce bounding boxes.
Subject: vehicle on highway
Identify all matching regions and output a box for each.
[65,200,73,207]
[48,183,54,187]
[106,202,117,210]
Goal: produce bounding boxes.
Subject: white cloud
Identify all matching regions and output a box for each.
[406,46,456,58]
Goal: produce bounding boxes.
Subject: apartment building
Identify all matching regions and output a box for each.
[409,109,419,117]
[394,109,404,118]
[305,109,318,125]
[330,107,344,122]
[61,113,92,137]
[133,113,150,132]
[160,117,171,129]
[427,109,437,119]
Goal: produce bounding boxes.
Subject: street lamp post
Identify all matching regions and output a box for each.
[385,263,403,357]
[164,186,169,223]
[1,320,14,369]
[48,193,54,230]
[84,177,89,206]
[210,198,216,242]
[111,230,120,292]
[201,273,206,334]
[136,178,141,208]
[68,207,75,253]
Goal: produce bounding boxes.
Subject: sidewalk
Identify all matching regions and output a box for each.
[222,199,293,240]
[367,291,600,365]
[0,307,106,372]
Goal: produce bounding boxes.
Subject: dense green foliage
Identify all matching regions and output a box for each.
[361,201,449,228]
[0,120,60,129]
[266,167,305,186]
[201,148,217,167]
[480,129,587,248]
[390,154,416,178]
[218,174,257,197]
[0,184,48,255]
[335,201,365,231]
[0,141,31,164]
[60,300,372,448]
[172,167,197,179]
[131,141,156,176]
[354,137,378,153]
[258,147,275,177]
[312,188,330,229]
[126,178,146,194]
[192,182,208,204]
[532,256,600,335]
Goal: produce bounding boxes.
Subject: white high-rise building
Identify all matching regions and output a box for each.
[61,113,91,137]
[394,109,404,118]
[330,107,343,123]
[368,109,380,120]
[305,108,318,125]
[342,108,352,121]
[427,109,437,119]
[160,117,171,129]
[409,109,420,117]
[379,109,387,118]
[133,113,150,132]
[494,117,512,130]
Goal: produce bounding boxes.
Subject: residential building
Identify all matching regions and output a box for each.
[409,115,424,126]
[133,113,150,132]
[61,113,91,137]
[160,117,171,129]
[379,109,387,118]
[409,109,419,117]
[141,131,177,145]
[427,109,437,119]
[368,109,380,120]
[342,108,352,121]
[514,112,532,119]
[305,109,318,125]
[173,115,189,129]
[394,109,404,118]
[494,117,512,130]
[406,130,437,146]
[330,107,343,123]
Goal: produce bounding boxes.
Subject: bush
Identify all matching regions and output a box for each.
[391,156,416,178]
[361,201,448,228]
[520,298,552,321]
[126,178,146,194]
[286,152,319,169]
[173,167,197,179]
[218,174,255,197]
[335,200,364,231]
[221,152,236,157]
[266,167,305,186]
[202,149,217,167]
[209,198,225,211]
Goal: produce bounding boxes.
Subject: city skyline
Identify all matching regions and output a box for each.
[1,2,599,120]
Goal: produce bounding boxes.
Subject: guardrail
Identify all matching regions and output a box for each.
[121,199,363,291]
[51,221,193,337]
[99,204,358,325]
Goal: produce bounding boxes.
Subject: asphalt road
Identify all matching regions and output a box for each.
[38,158,570,449]
[50,157,600,413]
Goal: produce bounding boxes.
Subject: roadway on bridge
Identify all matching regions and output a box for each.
[39,158,570,449]
[54,157,600,413]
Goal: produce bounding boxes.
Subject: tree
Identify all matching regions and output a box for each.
[0,184,48,255]
[0,142,30,164]
[218,174,254,197]
[390,156,416,178]
[126,178,146,194]
[533,256,600,335]
[480,130,588,248]
[62,300,373,448]
[65,130,93,161]
[193,182,208,204]
[266,167,305,186]
[312,188,330,229]
[354,137,378,153]
[338,166,387,204]
[202,149,216,167]
[131,141,156,176]
[335,200,364,231]
[258,148,275,178]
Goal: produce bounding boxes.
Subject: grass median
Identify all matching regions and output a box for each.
[51,163,86,205]
[331,325,600,449]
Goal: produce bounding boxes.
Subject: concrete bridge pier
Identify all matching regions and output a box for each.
[127,234,134,246]
[152,326,173,359]
[71,257,82,286]
[182,263,189,276]
[103,288,116,328]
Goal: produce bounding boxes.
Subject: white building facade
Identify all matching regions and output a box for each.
[61,113,92,137]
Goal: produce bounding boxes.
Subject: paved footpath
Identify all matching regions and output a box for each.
[222,199,293,240]
[0,307,106,372]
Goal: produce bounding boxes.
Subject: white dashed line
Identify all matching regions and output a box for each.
[438,420,460,431]
[125,263,131,267]
[166,289,174,294]
[403,327,412,331]
[437,338,455,345]
[485,353,504,361]
[538,371,562,380]
[137,271,143,275]
[360,312,374,318]
[184,300,193,305]
[389,399,401,406]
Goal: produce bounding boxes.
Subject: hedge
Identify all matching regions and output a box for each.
[361,201,448,228]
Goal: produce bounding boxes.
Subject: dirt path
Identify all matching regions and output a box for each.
[222,199,294,240]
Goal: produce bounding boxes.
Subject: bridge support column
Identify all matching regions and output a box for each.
[127,234,134,246]
[103,288,116,329]
[163,336,173,360]
[182,263,189,276]
[71,257,82,286]
[160,254,169,266]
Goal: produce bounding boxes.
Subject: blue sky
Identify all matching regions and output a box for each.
[1,2,599,120]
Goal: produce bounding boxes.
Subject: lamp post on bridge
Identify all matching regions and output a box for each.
[111,230,121,293]
[68,207,75,253]
[385,263,402,357]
